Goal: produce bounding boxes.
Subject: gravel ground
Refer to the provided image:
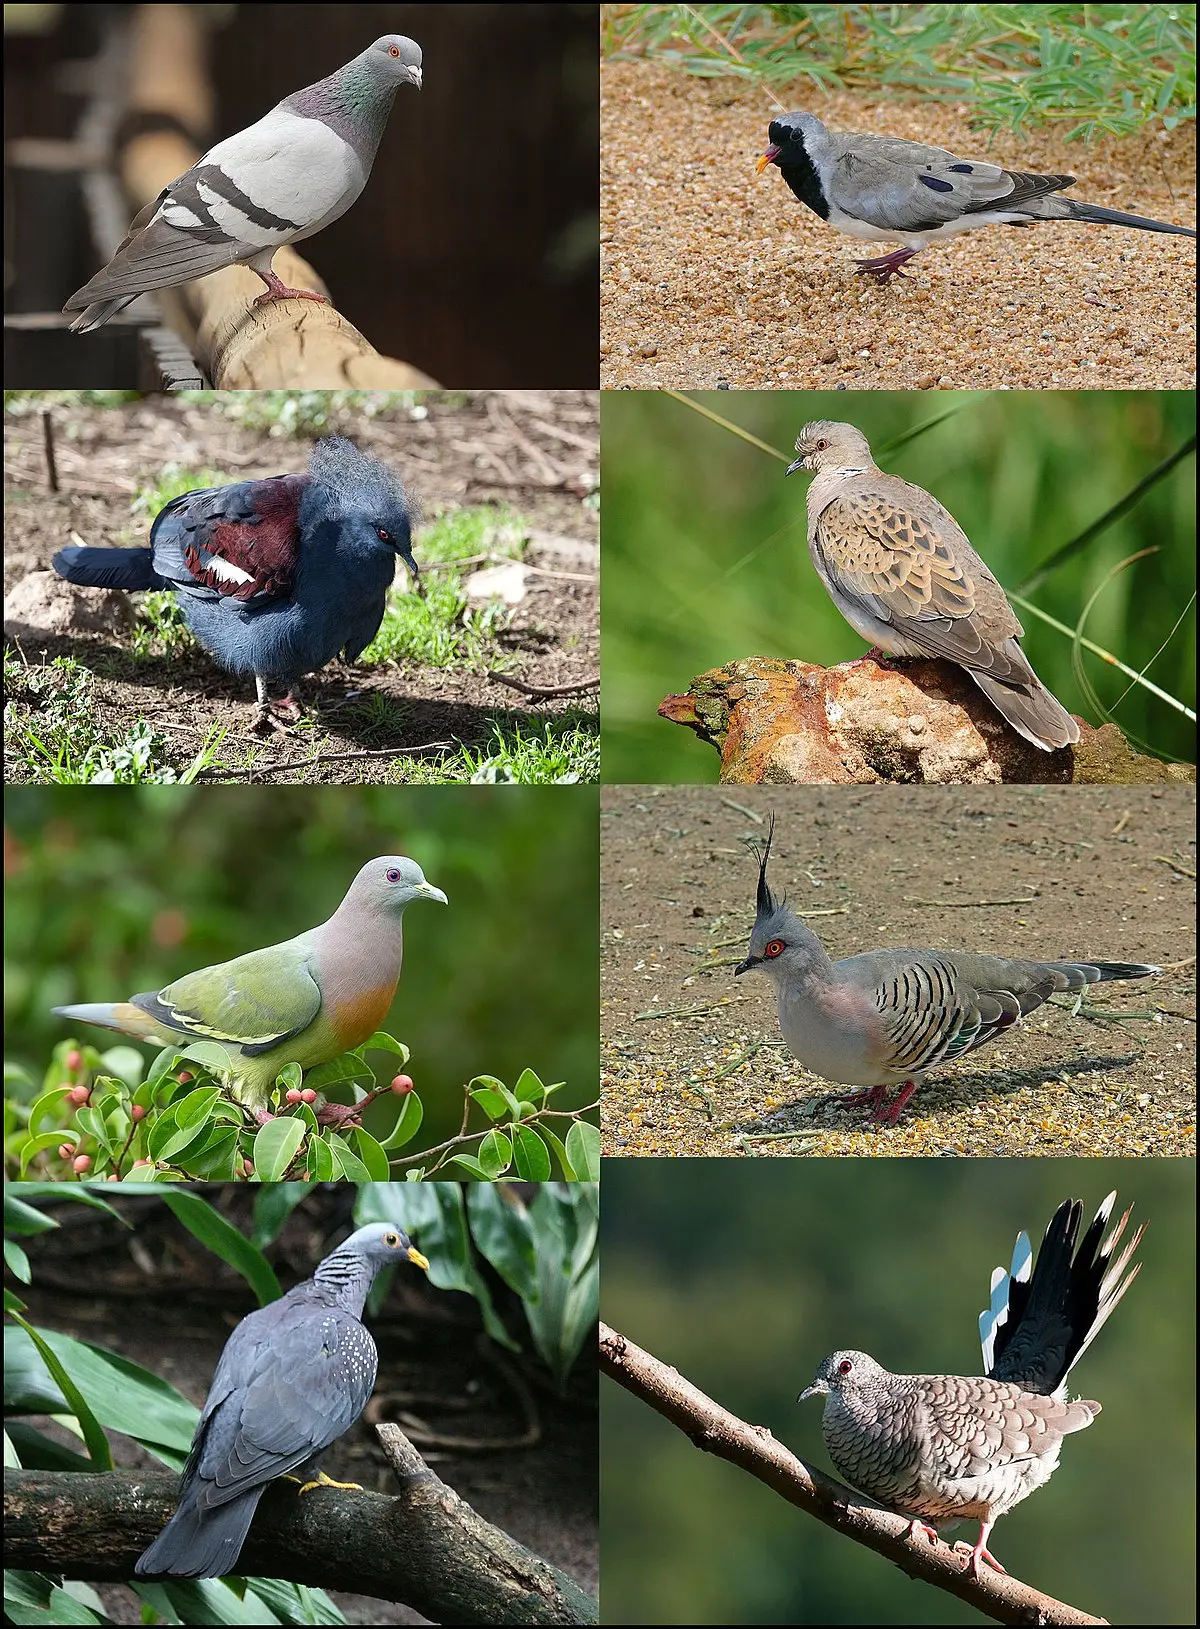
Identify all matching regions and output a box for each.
[600,64,1197,390]
[601,784,1196,1157]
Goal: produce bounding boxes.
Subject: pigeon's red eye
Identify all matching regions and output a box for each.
[386,868,402,882]
[839,1359,853,1375]
[764,940,785,958]
[377,528,391,542]
[389,44,401,57]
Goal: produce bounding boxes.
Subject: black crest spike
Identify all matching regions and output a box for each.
[750,813,776,916]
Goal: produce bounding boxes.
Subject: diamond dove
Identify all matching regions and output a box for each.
[800,1192,1144,1577]
[788,420,1080,750]
[735,817,1159,1124]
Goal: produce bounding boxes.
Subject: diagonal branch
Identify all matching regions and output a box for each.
[599,1322,1106,1628]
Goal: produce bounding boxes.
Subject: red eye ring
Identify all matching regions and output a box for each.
[764,940,785,958]
[386,868,402,882]
[389,44,401,57]
[838,1358,853,1375]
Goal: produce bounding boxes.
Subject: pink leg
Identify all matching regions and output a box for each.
[853,247,918,285]
[823,1084,889,1117]
[957,1522,1006,1578]
[906,1518,939,1548]
[252,267,330,309]
[875,1081,919,1126]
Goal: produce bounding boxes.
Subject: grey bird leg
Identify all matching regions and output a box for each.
[853,247,919,284]
[251,266,332,309]
[251,675,304,734]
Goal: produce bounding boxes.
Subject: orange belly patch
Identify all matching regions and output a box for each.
[329,981,399,1051]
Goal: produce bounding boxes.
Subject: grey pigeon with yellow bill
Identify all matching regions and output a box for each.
[65,36,423,332]
[757,110,1196,283]
[735,817,1159,1124]
[788,420,1079,751]
[135,1222,431,1579]
[800,1192,1143,1577]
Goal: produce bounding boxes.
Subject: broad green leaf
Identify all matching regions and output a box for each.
[251,1116,306,1182]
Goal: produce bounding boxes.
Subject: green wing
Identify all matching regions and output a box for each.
[138,938,323,1053]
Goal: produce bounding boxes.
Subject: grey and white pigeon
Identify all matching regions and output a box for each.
[64,36,423,333]
[788,420,1079,751]
[135,1222,430,1579]
[735,817,1159,1124]
[757,110,1197,283]
[800,1191,1144,1577]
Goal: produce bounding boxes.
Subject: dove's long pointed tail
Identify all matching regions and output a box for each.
[1061,200,1196,237]
[967,670,1081,752]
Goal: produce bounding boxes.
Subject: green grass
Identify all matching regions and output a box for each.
[392,717,600,785]
[3,653,221,784]
[176,390,452,435]
[603,3,1197,139]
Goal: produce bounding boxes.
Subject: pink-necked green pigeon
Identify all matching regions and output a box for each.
[52,856,446,1110]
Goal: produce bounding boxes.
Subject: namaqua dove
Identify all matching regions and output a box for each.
[800,1191,1143,1578]
[735,817,1159,1125]
[135,1222,430,1579]
[53,436,417,731]
[65,36,423,332]
[53,857,447,1113]
[756,110,1196,284]
[787,421,1080,750]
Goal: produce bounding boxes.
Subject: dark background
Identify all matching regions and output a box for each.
[600,1158,1196,1625]
[4,3,598,386]
[4,785,598,1154]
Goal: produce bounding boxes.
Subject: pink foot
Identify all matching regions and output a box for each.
[823,1085,888,1117]
[956,1539,1006,1578]
[252,268,330,308]
[874,1081,919,1126]
[906,1519,939,1548]
[853,247,918,285]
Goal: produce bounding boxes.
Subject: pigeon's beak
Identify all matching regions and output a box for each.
[402,550,420,582]
[755,144,781,175]
[418,882,448,906]
[407,66,423,89]
[734,954,760,977]
[798,1380,828,1403]
[784,455,806,477]
[407,1245,430,1271]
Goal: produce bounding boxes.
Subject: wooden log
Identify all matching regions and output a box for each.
[103,4,437,386]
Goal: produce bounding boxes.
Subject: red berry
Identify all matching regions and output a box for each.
[107,1173,120,1182]
[66,1050,83,1072]
[133,1158,152,1168]
[391,1074,414,1095]
[68,1084,91,1106]
[301,1088,317,1104]
[242,1159,254,1176]
[177,1070,194,1084]
[285,1089,302,1104]
[73,1154,92,1174]
[130,1103,146,1121]
[58,1143,73,1160]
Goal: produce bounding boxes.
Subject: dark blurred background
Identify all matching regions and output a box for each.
[600,390,1197,778]
[600,1158,1196,1625]
[4,3,598,385]
[4,785,598,1148]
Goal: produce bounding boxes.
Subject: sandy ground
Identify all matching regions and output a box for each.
[3,392,598,783]
[601,784,1196,1157]
[600,64,1197,389]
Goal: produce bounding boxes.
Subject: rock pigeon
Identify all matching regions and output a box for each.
[52,436,417,729]
[53,857,447,1114]
[64,36,423,332]
[788,420,1079,750]
[757,110,1197,283]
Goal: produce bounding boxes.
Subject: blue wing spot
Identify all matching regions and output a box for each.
[948,164,975,173]
[919,176,955,192]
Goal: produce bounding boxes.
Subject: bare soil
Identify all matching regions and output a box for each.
[3,391,598,783]
[18,1193,597,1625]
[600,64,1198,390]
[601,784,1196,1157]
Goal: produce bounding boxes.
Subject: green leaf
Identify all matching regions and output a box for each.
[466,1185,538,1299]
[476,1128,513,1179]
[6,1315,113,1469]
[349,1127,390,1180]
[565,1120,600,1182]
[511,1125,552,1181]
[537,1123,577,1180]
[470,1087,509,1122]
[155,1192,280,1306]
[251,1116,306,1182]
[377,1088,423,1151]
[512,1067,547,1103]
[359,1031,410,1062]
[325,1136,372,1181]
[275,1062,303,1093]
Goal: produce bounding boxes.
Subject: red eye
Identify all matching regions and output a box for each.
[386,868,401,882]
[377,527,391,542]
[764,940,785,958]
[838,1358,853,1376]
[389,44,401,57]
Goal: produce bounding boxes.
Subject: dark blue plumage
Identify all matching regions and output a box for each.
[52,436,417,729]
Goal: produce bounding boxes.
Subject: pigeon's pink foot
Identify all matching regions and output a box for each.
[252,268,331,307]
[956,1539,1006,1578]
[823,1085,889,1117]
[875,1081,919,1126]
[906,1519,939,1548]
[853,247,918,284]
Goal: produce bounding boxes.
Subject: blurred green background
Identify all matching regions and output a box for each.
[600,391,1196,779]
[3,786,598,1150]
[601,1158,1196,1625]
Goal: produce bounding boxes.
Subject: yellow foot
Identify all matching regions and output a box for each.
[295,1469,364,1496]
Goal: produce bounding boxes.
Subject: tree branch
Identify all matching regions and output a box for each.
[4,1420,596,1625]
[599,1322,1105,1628]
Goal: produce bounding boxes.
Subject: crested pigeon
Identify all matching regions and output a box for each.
[800,1191,1144,1577]
[757,110,1196,284]
[735,816,1159,1125]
